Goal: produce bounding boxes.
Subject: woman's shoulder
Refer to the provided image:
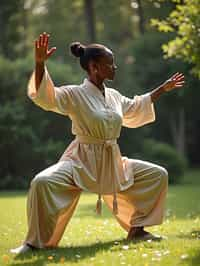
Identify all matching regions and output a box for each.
[56,83,82,96]
[107,87,122,99]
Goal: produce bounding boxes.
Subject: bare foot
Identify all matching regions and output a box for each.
[10,243,37,254]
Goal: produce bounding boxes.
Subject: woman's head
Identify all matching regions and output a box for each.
[70,42,117,81]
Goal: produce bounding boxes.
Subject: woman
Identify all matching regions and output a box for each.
[11,32,184,254]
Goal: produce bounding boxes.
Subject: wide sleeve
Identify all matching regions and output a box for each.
[27,67,75,116]
[121,92,155,128]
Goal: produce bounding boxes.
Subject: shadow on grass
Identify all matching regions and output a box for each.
[177,230,200,240]
[186,252,200,266]
[0,191,26,198]
[10,238,128,266]
[176,230,200,265]
[11,237,164,266]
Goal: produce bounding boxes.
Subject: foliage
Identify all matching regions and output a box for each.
[0,100,65,189]
[118,31,184,158]
[142,139,188,184]
[0,56,79,189]
[0,0,200,188]
[0,0,27,59]
[151,0,200,78]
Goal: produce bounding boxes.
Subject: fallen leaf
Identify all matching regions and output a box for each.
[2,255,9,263]
[152,257,161,261]
[122,245,129,250]
[181,254,188,260]
[142,253,148,258]
[163,250,170,255]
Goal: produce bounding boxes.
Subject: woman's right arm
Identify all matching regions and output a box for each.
[28,33,74,116]
[35,32,56,91]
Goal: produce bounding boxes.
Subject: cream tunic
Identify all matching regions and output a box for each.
[24,68,169,248]
[28,68,155,196]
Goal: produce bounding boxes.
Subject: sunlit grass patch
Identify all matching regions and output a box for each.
[0,169,200,265]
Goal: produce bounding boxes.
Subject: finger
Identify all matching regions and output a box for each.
[45,34,50,48]
[35,40,39,49]
[43,33,48,47]
[46,34,50,47]
[177,81,185,84]
[176,72,184,77]
[175,82,185,86]
[171,72,180,80]
[47,47,56,57]
[173,73,185,81]
[177,76,185,82]
[175,73,184,80]
[175,84,184,88]
[41,32,46,45]
[39,34,43,46]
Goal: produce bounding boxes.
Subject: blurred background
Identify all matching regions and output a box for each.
[0,0,199,189]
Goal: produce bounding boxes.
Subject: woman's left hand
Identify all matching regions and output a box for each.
[162,72,185,92]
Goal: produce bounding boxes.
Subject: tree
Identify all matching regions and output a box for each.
[0,0,27,59]
[151,0,200,78]
[84,0,96,42]
[124,31,198,159]
[133,0,145,34]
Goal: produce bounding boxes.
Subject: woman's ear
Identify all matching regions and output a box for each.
[88,61,98,75]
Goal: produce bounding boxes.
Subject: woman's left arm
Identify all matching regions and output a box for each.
[150,72,185,103]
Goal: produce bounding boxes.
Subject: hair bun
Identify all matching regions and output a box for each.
[70,42,85,57]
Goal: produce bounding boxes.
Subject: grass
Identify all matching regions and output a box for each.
[0,169,200,266]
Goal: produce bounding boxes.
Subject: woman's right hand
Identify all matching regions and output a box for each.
[35,32,56,63]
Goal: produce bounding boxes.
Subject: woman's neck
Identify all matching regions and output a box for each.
[88,77,105,93]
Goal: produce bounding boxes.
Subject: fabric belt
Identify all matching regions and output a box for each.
[76,135,120,215]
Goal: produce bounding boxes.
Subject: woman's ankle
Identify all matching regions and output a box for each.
[130,226,144,234]
[127,226,147,240]
[26,243,37,250]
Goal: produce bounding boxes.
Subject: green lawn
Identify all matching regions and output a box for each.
[1,170,200,266]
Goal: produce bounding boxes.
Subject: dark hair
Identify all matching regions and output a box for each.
[70,42,112,71]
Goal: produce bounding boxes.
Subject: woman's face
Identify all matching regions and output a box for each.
[93,53,117,81]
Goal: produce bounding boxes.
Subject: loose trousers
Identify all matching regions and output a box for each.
[24,159,168,248]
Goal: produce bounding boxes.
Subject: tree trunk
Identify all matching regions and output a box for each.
[135,0,145,34]
[169,108,186,156]
[84,0,96,42]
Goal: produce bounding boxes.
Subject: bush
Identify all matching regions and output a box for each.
[0,55,79,189]
[0,100,69,190]
[141,139,188,184]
